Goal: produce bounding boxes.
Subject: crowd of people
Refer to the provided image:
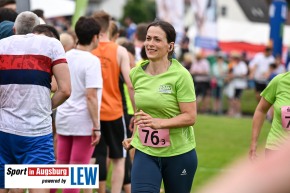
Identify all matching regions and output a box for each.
[1,0,290,193]
[180,45,287,118]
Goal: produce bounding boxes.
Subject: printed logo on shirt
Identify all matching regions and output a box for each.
[159,85,172,94]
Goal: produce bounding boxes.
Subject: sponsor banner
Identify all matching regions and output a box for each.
[191,0,218,50]
[269,0,287,57]
[156,0,184,44]
[195,36,218,50]
[5,164,99,189]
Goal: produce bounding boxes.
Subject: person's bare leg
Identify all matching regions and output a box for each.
[97,181,106,193]
[213,99,220,114]
[123,184,131,193]
[231,98,240,117]
[83,158,96,193]
[83,188,93,193]
[8,189,24,193]
[203,94,211,113]
[129,149,135,162]
[111,158,125,193]
[0,189,9,193]
[29,189,50,193]
[227,99,234,116]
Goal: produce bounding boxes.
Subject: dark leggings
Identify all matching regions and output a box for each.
[131,149,198,193]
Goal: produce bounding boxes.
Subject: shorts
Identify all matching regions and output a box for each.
[93,116,127,159]
[0,131,55,188]
[254,81,267,92]
[234,88,243,99]
[194,81,211,98]
[212,86,223,99]
[92,116,127,181]
[131,149,198,193]
[92,135,107,181]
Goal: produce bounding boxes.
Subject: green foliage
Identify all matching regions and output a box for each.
[121,0,156,24]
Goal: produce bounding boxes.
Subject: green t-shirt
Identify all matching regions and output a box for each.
[129,59,197,157]
[261,72,290,150]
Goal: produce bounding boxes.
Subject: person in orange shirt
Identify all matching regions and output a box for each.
[90,11,135,193]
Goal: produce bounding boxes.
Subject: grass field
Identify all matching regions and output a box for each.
[191,114,271,192]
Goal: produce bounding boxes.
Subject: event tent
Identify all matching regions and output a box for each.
[30,0,75,18]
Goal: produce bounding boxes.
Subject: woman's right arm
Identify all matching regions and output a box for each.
[249,97,272,160]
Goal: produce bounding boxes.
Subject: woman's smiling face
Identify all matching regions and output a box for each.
[144,26,170,61]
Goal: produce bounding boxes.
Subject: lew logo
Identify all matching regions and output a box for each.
[71,167,98,185]
[159,85,172,94]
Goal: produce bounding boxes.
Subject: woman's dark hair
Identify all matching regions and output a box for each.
[140,45,147,60]
[32,24,60,40]
[75,16,101,45]
[146,20,176,59]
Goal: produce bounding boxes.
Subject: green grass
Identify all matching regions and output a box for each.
[191,114,271,192]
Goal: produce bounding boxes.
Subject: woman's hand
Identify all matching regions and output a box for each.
[122,138,133,150]
[91,129,101,146]
[249,142,258,161]
[134,110,162,130]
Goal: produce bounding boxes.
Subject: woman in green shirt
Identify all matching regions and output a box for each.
[123,20,198,193]
[249,72,290,159]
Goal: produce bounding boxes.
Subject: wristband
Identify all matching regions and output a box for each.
[93,129,101,132]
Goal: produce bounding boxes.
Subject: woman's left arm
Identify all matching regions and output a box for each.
[134,101,197,129]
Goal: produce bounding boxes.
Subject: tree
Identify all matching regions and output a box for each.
[121,0,156,24]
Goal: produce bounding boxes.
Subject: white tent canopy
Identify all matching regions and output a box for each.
[219,18,290,47]
[189,18,290,47]
[218,18,269,45]
[30,0,76,18]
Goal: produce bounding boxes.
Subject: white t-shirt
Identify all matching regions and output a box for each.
[135,46,142,63]
[190,59,210,82]
[249,52,275,83]
[56,49,103,136]
[232,61,248,89]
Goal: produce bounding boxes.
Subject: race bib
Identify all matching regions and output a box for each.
[138,127,170,147]
[281,106,290,131]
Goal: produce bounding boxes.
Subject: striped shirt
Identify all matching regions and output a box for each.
[0,34,66,136]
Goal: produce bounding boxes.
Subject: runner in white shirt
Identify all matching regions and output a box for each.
[52,16,102,193]
[249,47,275,102]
